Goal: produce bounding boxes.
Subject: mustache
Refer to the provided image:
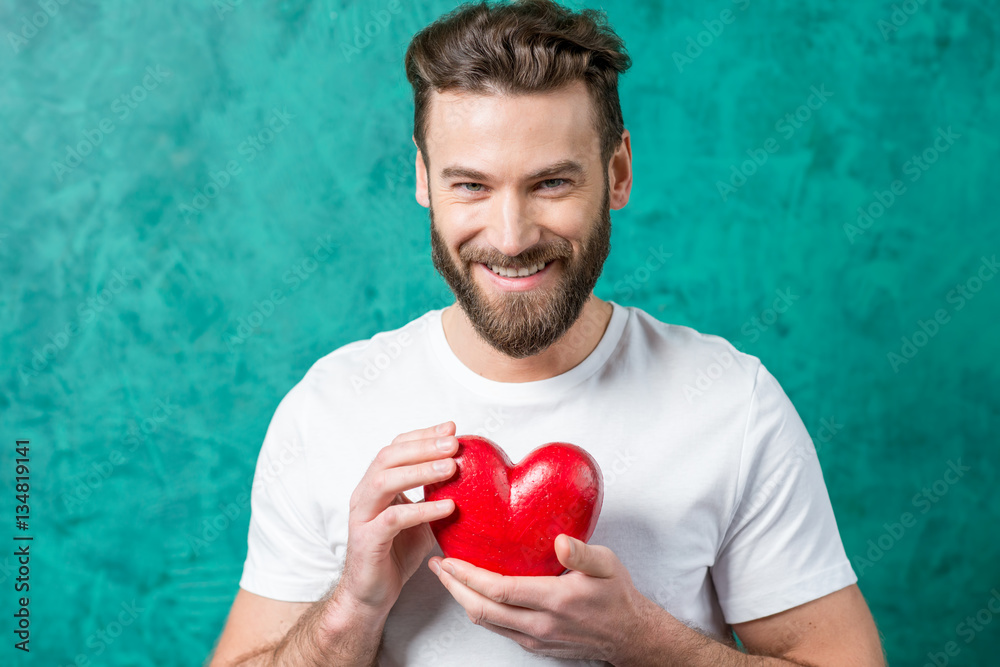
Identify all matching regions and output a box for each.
[461,245,572,270]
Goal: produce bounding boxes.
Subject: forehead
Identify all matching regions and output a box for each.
[424,79,599,168]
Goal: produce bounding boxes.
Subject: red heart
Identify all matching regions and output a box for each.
[423,435,604,576]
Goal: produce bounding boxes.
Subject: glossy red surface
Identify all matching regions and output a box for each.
[424,435,604,576]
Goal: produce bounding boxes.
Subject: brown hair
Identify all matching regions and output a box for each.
[404,0,632,173]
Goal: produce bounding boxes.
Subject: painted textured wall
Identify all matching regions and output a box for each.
[1,0,998,664]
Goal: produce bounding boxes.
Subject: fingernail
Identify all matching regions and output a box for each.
[436,437,453,451]
[430,560,441,575]
[567,537,577,558]
[443,561,455,575]
[437,422,449,433]
[433,458,451,472]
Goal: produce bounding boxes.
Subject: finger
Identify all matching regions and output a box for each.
[433,561,540,633]
[479,622,593,660]
[391,420,455,446]
[433,557,551,610]
[369,434,459,473]
[359,457,457,516]
[554,535,617,578]
[378,434,459,469]
[478,620,550,650]
[372,499,455,546]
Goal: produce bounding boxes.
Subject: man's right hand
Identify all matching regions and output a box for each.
[211,421,460,666]
[328,420,459,622]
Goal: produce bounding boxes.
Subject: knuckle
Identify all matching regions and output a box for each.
[547,589,566,611]
[494,581,514,605]
[531,618,556,642]
[467,606,487,626]
[378,506,401,532]
[370,472,388,494]
[375,445,393,464]
[522,635,545,653]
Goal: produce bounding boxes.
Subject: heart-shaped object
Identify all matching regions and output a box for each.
[423,435,603,576]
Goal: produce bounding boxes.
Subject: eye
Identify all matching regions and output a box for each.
[539,178,567,189]
[459,183,484,192]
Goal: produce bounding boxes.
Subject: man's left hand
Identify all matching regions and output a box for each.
[429,534,662,663]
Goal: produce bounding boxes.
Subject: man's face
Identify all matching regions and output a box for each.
[419,80,613,359]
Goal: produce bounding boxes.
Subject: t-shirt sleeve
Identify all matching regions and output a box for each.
[238,386,343,602]
[711,363,858,625]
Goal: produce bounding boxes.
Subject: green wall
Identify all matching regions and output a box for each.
[1,0,997,664]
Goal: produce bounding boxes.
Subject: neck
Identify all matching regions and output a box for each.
[440,295,614,383]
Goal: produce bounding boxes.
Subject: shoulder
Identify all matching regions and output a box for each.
[278,308,441,415]
[617,304,764,399]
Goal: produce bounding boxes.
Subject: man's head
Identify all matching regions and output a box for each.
[404,0,632,359]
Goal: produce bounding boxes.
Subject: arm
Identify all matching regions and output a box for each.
[210,421,461,665]
[431,536,886,666]
[624,583,886,666]
[209,588,385,666]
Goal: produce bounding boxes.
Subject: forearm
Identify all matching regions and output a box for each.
[229,590,385,667]
[615,601,810,667]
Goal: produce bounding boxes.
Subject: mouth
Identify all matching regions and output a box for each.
[477,259,557,292]
[484,260,552,278]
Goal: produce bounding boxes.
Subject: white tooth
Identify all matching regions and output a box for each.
[517,267,530,277]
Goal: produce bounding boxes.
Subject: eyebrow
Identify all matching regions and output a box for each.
[439,159,586,183]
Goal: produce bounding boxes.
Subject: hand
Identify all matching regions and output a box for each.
[429,533,661,663]
[333,421,459,620]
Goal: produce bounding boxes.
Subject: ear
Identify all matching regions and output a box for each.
[608,129,632,211]
[414,135,430,208]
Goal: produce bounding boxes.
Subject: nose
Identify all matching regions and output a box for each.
[485,189,542,261]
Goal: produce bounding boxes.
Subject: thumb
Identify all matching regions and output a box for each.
[555,534,616,578]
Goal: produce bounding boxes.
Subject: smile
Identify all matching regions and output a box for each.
[486,261,551,278]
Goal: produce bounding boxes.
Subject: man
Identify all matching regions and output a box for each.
[210,1,886,664]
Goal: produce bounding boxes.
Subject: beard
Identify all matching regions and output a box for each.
[429,177,611,360]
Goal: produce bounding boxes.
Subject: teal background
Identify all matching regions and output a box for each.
[1,0,998,664]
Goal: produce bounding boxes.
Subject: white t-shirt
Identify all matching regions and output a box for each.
[238,301,857,665]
